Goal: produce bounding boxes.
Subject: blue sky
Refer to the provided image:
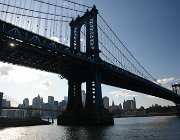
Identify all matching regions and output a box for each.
[0,0,180,108]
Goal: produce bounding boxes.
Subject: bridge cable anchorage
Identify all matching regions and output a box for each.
[98,13,157,83]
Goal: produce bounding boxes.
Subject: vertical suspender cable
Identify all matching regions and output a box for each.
[4,0,10,21]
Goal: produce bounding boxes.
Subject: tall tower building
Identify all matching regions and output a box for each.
[23,98,29,107]
[32,94,43,109]
[48,96,54,105]
[123,97,136,111]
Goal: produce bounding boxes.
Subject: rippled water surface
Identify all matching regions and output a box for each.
[0,116,180,140]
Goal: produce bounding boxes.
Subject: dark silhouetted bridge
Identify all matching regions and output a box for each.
[0,0,179,124]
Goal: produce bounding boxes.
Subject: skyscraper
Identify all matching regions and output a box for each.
[23,98,29,108]
[123,97,136,111]
[32,94,43,109]
[48,96,54,105]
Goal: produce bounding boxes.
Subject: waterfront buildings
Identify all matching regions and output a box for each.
[123,97,136,111]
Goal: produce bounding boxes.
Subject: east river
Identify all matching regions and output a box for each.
[0,116,180,140]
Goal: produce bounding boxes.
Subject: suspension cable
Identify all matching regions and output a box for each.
[98,24,146,79]
[33,0,86,13]
[64,0,92,8]
[98,13,157,82]
[0,2,74,19]
[0,10,70,22]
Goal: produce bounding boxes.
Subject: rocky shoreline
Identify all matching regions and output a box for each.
[0,117,51,127]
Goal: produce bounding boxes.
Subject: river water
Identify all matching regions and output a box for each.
[0,116,180,140]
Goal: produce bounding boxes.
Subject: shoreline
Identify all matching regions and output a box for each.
[0,117,51,128]
[114,113,176,118]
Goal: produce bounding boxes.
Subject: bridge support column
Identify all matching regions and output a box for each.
[74,81,83,111]
[66,79,75,111]
[66,79,83,111]
[84,80,94,109]
[176,104,180,116]
[58,70,114,125]
[94,70,104,109]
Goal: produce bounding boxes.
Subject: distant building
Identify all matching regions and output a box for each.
[48,96,54,105]
[103,96,109,109]
[2,109,24,118]
[2,99,11,107]
[58,100,67,111]
[32,94,43,108]
[23,98,29,107]
[82,90,86,107]
[123,97,136,111]
[32,95,43,116]
[54,101,58,106]
[64,96,68,102]
[119,103,122,110]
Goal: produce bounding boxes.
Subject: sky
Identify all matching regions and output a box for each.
[0,0,180,108]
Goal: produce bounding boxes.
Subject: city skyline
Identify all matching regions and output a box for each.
[0,0,180,108]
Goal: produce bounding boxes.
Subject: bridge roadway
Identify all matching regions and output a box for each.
[0,19,180,104]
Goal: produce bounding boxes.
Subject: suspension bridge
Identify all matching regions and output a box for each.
[0,0,179,125]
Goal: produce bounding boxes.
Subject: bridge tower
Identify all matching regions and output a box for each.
[58,6,114,125]
[172,83,180,116]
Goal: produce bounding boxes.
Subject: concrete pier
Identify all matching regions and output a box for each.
[57,109,114,125]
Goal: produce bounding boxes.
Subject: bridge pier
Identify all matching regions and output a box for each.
[176,104,180,116]
[58,70,114,125]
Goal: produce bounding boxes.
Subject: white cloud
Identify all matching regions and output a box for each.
[0,62,51,84]
[0,64,14,76]
[157,77,174,85]
[41,79,51,88]
[33,79,52,90]
[110,89,138,98]
[146,95,158,99]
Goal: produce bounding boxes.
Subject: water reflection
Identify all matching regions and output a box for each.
[59,125,113,140]
[0,116,179,140]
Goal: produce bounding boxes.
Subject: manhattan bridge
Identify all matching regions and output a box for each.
[0,0,179,125]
